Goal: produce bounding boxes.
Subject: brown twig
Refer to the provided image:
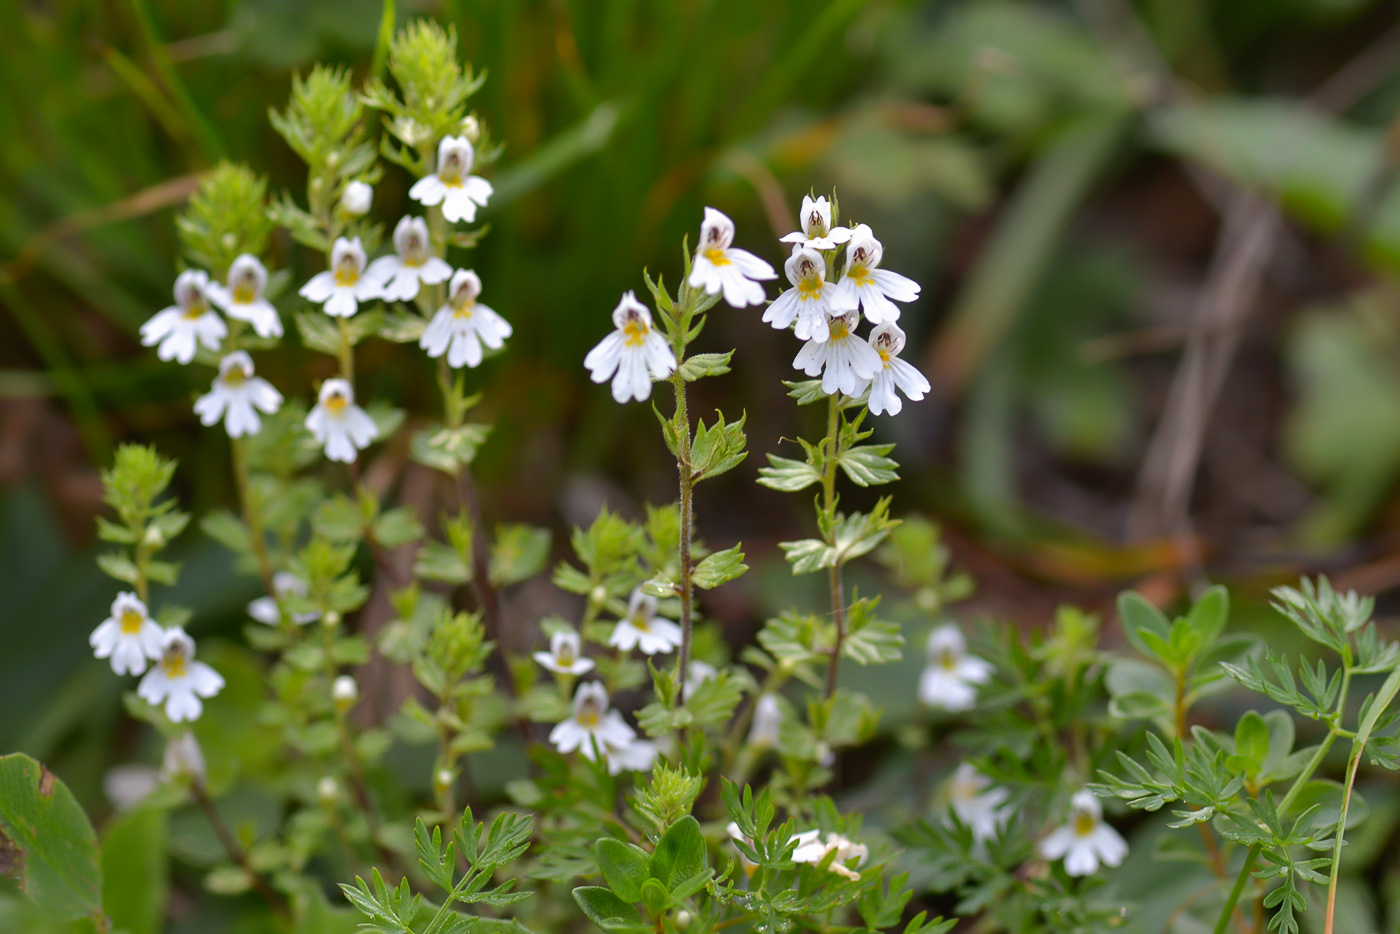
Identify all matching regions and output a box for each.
[191,779,289,918]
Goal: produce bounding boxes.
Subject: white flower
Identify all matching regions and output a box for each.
[317,776,340,804]
[1039,790,1128,877]
[104,766,158,812]
[161,732,206,783]
[420,270,513,368]
[340,180,373,216]
[409,135,493,223]
[688,660,718,685]
[793,311,882,396]
[207,254,282,338]
[687,207,776,308]
[790,830,868,880]
[366,215,454,302]
[140,269,227,364]
[764,246,838,342]
[305,378,379,464]
[853,323,929,416]
[918,625,993,711]
[194,351,283,438]
[89,592,164,676]
[727,822,759,875]
[137,627,225,723]
[945,765,1011,843]
[299,237,383,317]
[549,682,636,761]
[584,292,677,403]
[604,737,658,775]
[780,195,851,252]
[832,224,920,324]
[534,629,595,676]
[748,694,782,747]
[332,675,359,709]
[247,570,321,625]
[608,588,683,655]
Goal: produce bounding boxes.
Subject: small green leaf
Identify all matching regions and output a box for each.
[692,545,747,589]
[1187,585,1229,649]
[595,839,648,903]
[757,455,822,492]
[647,815,706,889]
[573,885,640,930]
[1118,591,1172,660]
[677,351,733,382]
[490,524,551,588]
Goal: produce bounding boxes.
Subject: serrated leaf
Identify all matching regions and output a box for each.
[691,545,746,589]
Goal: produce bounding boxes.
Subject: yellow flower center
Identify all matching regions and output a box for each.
[181,299,207,320]
[623,319,648,347]
[704,247,730,267]
[939,648,958,671]
[797,279,823,301]
[830,319,851,341]
[577,703,601,727]
[877,348,890,363]
[849,265,874,287]
[223,367,248,387]
[441,152,465,186]
[162,652,188,679]
[557,645,576,666]
[631,614,652,633]
[119,608,145,634]
[233,278,258,304]
[1074,812,1096,837]
[325,393,349,414]
[334,264,359,287]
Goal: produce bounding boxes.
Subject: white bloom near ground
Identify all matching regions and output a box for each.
[534,629,595,675]
[550,682,637,762]
[945,764,1012,843]
[918,625,993,711]
[141,269,226,364]
[1039,789,1128,876]
[137,627,225,723]
[607,587,683,655]
[246,569,320,625]
[305,378,378,463]
[89,592,164,676]
[791,830,869,880]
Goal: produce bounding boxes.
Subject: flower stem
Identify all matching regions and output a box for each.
[336,317,355,384]
[191,778,288,918]
[230,435,276,596]
[822,393,845,699]
[671,368,696,704]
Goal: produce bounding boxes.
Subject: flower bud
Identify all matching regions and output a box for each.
[321,610,342,630]
[160,733,206,784]
[317,775,339,804]
[460,115,481,141]
[142,525,165,549]
[332,674,358,711]
[340,180,373,216]
[589,585,607,606]
[434,769,454,794]
[675,911,693,930]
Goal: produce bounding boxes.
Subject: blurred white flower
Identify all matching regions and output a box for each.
[584,292,676,403]
[945,764,1011,843]
[89,592,164,676]
[604,737,658,775]
[764,246,837,343]
[688,660,718,685]
[793,311,882,396]
[141,269,226,364]
[420,270,512,368]
[918,625,992,711]
[305,378,378,464]
[687,207,775,308]
[194,351,283,438]
[137,627,225,723]
[299,237,383,317]
[854,323,929,417]
[727,822,758,876]
[1039,790,1127,877]
[161,732,206,783]
[779,195,851,252]
[790,830,868,880]
[748,694,782,747]
[550,682,636,761]
[608,588,683,655]
[366,215,453,302]
[208,254,282,338]
[410,136,492,223]
[104,766,159,812]
[340,180,373,216]
[534,629,595,676]
[832,224,920,325]
[332,675,359,710]
[247,570,320,626]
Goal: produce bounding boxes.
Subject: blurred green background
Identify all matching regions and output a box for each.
[8,0,1400,926]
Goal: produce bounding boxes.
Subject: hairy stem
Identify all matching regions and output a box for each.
[822,393,845,698]
[231,435,276,596]
[672,369,696,703]
[336,317,355,384]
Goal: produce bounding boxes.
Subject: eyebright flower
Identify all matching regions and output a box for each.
[1038,789,1128,877]
[137,627,225,723]
[305,378,379,464]
[141,270,226,364]
[604,736,658,775]
[765,246,838,342]
[246,570,320,626]
[89,592,164,676]
[299,237,383,317]
[918,625,993,711]
[790,830,869,880]
[208,254,282,338]
[420,270,512,368]
[160,732,206,783]
[687,207,776,308]
[727,822,759,876]
[688,660,718,685]
[748,694,783,747]
[945,764,1012,843]
[194,351,283,439]
[409,135,493,223]
[607,587,683,655]
[549,682,636,761]
[780,195,851,252]
[367,215,453,302]
[854,323,930,416]
[793,310,883,396]
[340,180,373,216]
[832,224,920,324]
[584,292,677,403]
[332,675,359,709]
[534,629,595,676]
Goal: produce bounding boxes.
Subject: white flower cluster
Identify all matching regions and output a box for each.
[89,592,224,723]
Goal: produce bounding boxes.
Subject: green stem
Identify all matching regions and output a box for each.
[231,436,276,597]
[822,393,844,698]
[337,317,355,384]
[672,368,695,704]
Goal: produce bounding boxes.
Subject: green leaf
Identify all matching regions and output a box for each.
[1234,710,1270,774]
[689,411,746,481]
[594,838,649,903]
[837,444,900,487]
[490,524,551,588]
[779,538,835,575]
[375,506,424,548]
[647,815,706,889]
[96,552,139,585]
[0,754,102,923]
[677,351,733,382]
[573,886,640,930]
[200,510,252,554]
[412,423,492,474]
[691,545,747,589]
[757,454,822,492]
[101,806,168,934]
[1187,585,1229,649]
[1118,591,1172,660]
[414,539,472,584]
[381,310,428,343]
